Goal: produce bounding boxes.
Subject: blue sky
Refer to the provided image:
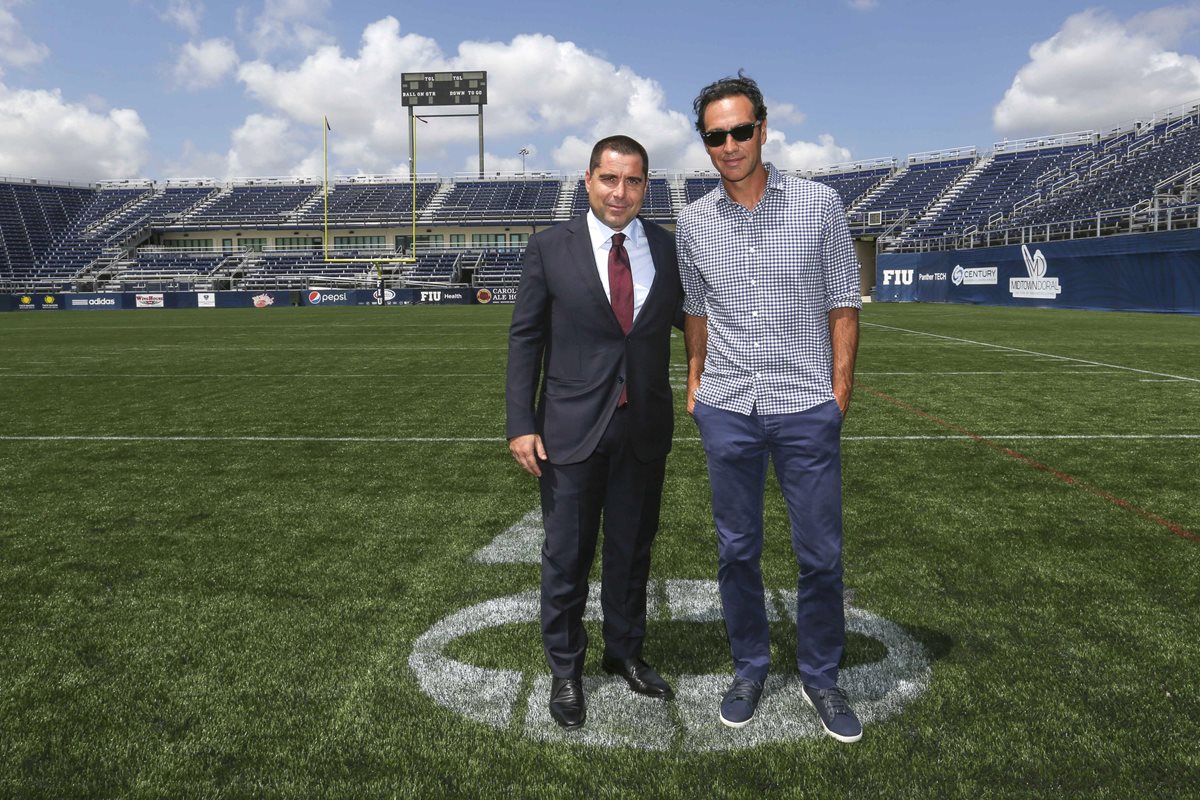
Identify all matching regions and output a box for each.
[2,0,1198,182]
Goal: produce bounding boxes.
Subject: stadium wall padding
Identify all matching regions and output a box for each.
[1,287,515,311]
[876,228,1200,313]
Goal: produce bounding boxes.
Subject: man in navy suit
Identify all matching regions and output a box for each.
[506,135,683,730]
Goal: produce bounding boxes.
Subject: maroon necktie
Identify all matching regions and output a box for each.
[608,232,633,405]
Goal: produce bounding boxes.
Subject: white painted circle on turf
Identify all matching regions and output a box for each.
[408,579,931,750]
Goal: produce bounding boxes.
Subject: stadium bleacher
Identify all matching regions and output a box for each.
[8,102,1200,292]
[293,181,440,225]
[848,150,978,235]
[432,179,561,224]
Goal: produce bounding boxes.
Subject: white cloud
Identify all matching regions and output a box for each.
[247,0,333,56]
[994,7,1200,137]
[764,132,853,171]
[472,144,539,175]
[0,1,49,68]
[767,100,807,127]
[173,38,239,91]
[0,81,149,180]
[473,152,526,174]
[159,0,203,35]
[848,0,879,9]
[162,139,229,180]
[212,16,850,178]
[225,113,308,177]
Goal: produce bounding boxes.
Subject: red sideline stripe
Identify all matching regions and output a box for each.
[859,383,1197,543]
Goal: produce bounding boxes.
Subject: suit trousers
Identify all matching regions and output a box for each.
[693,398,846,688]
[538,406,667,679]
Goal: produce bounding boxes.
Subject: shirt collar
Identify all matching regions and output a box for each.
[717,161,782,206]
[586,208,643,251]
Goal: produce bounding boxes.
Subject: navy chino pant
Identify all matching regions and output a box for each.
[693,398,846,689]
[537,407,666,679]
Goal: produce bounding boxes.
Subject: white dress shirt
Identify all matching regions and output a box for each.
[586,210,655,322]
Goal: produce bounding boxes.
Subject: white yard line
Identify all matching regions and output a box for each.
[863,322,1200,383]
[1,434,1196,445]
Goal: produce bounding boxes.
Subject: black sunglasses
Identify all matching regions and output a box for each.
[701,120,761,148]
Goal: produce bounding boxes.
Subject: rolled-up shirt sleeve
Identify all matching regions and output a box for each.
[822,191,863,315]
[676,222,708,318]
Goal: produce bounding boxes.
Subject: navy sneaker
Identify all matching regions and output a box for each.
[802,684,862,743]
[719,677,764,728]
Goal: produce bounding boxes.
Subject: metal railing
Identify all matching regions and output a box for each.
[885,200,1200,253]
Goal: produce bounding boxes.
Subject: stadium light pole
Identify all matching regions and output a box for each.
[519,147,529,174]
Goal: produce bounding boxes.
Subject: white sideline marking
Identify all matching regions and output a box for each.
[0,373,505,378]
[2,434,1197,445]
[0,369,1142,379]
[863,322,1200,384]
[856,371,1121,376]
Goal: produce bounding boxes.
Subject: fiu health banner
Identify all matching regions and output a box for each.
[876,228,1200,313]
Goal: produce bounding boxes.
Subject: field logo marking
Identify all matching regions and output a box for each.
[409,511,931,750]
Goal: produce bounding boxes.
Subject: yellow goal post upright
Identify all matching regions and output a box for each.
[321,114,417,300]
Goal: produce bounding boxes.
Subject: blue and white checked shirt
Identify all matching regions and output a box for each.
[676,163,862,416]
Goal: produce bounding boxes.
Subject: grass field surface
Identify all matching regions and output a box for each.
[1,303,1197,798]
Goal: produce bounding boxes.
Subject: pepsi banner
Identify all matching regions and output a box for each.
[877,228,1200,313]
[304,289,356,306]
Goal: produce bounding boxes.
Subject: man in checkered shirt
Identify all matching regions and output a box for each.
[676,73,864,742]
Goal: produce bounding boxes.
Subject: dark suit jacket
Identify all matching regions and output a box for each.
[506,214,683,465]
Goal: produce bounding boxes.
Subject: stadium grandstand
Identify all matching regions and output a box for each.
[4,101,1200,296]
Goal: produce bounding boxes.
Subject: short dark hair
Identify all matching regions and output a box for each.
[693,71,767,134]
[588,135,649,177]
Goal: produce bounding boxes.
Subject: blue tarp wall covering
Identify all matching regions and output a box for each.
[876,229,1200,313]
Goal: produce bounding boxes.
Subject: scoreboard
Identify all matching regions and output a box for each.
[401,72,488,107]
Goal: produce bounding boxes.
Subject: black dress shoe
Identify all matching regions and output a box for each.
[601,656,675,699]
[549,677,585,729]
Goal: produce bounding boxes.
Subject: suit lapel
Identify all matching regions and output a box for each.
[567,215,616,320]
[630,217,668,331]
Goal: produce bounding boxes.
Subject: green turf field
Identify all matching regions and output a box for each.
[1,303,1197,798]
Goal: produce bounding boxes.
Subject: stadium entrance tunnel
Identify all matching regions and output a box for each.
[408,512,932,750]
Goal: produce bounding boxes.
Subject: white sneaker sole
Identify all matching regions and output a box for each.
[719,711,754,729]
[802,688,862,743]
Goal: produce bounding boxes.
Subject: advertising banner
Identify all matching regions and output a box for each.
[2,287,501,312]
[304,289,357,306]
[877,229,1200,313]
[10,293,64,311]
[67,293,123,311]
[135,293,165,308]
[474,286,519,305]
[413,287,474,305]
